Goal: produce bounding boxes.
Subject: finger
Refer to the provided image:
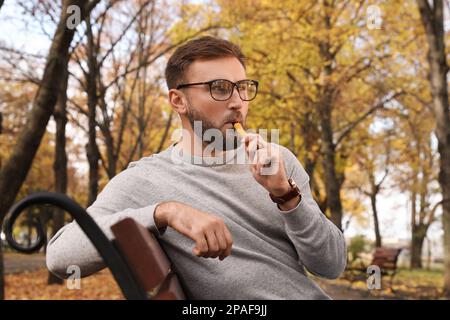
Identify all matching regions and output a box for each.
[253,149,269,173]
[205,230,220,258]
[244,135,256,151]
[243,133,267,145]
[251,134,268,150]
[215,230,228,261]
[247,139,260,163]
[261,153,276,175]
[255,148,270,165]
[244,134,262,154]
[192,233,208,257]
[243,133,257,145]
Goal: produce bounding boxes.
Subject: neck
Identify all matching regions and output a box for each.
[179,131,227,158]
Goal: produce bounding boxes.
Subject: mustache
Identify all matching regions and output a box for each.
[223,113,243,125]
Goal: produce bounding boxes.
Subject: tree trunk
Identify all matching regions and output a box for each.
[319,92,343,230]
[370,193,382,247]
[417,0,450,295]
[317,6,344,231]
[104,131,116,179]
[426,236,432,270]
[0,0,93,219]
[47,66,68,285]
[97,87,117,180]
[86,95,100,208]
[0,0,99,298]
[411,225,426,269]
[156,110,174,153]
[0,243,4,300]
[299,112,326,213]
[85,15,100,206]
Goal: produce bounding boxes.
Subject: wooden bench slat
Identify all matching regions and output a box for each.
[111,217,186,300]
[153,273,185,300]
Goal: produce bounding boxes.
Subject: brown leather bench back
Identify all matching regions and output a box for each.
[111,218,186,300]
[371,247,402,271]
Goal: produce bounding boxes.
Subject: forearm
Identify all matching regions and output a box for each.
[154,200,179,231]
[279,190,347,279]
[46,204,161,279]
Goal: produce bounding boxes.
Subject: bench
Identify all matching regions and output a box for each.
[2,191,186,300]
[344,247,403,291]
[111,217,186,299]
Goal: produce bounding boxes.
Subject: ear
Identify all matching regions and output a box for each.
[168,89,188,115]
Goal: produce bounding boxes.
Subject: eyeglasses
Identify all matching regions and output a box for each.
[176,79,259,101]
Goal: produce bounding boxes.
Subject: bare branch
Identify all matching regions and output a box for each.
[426,198,450,228]
[98,0,153,68]
[335,91,405,147]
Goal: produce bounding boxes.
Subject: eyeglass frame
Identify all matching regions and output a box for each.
[176,79,259,101]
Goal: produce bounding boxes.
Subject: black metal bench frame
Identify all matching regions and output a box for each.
[2,191,185,300]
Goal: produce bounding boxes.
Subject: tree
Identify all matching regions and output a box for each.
[345,126,394,247]
[209,0,406,231]
[47,65,69,285]
[68,0,164,204]
[416,0,450,294]
[67,0,221,202]
[0,0,100,218]
[391,98,441,269]
[0,0,100,300]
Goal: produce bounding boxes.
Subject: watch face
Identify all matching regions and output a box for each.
[288,178,299,192]
[288,178,296,188]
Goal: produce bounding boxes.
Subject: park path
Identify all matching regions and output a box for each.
[3,252,46,274]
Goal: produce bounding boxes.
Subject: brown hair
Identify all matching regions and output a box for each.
[165,36,246,90]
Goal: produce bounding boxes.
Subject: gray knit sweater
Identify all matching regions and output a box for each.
[46,142,346,299]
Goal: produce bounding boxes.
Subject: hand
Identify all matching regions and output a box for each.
[154,201,233,260]
[242,134,291,197]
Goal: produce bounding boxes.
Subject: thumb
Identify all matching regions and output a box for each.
[192,247,200,256]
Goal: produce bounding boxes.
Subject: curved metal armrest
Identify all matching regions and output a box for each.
[3,191,147,300]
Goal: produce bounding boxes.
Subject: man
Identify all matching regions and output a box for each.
[46,36,346,299]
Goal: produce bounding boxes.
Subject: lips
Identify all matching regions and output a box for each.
[225,119,241,125]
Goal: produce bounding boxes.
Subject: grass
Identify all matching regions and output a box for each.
[315,267,447,300]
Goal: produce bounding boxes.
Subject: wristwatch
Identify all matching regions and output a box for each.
[269,178,302,204]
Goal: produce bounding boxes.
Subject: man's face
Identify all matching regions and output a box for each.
[177,56,250,150]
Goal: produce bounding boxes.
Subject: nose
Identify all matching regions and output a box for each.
[227,85,244,109]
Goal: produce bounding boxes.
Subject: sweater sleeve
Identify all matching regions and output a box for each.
[46,166,164,280]
[275,146,347,279]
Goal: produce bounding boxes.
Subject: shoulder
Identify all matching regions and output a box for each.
[275,144,310,185]
[105,146,175,193]
[127,145,174,170]
[100,155,160,197]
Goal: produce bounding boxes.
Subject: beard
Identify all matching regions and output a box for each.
[185,101,241,152]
